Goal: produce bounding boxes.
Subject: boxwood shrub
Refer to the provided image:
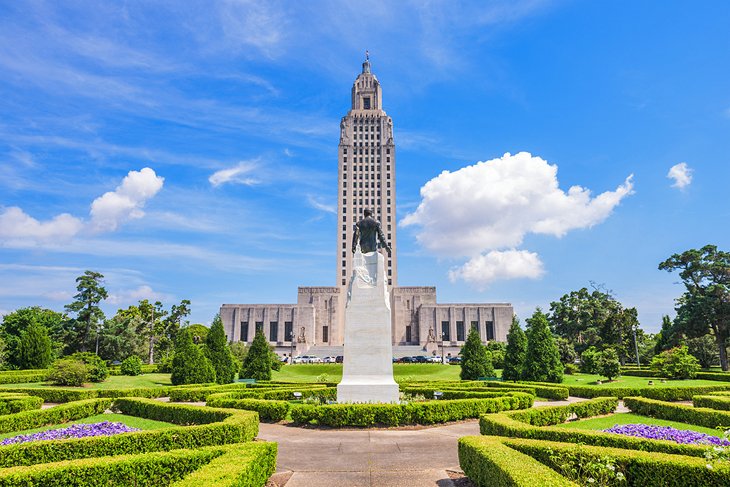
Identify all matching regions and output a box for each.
[624,396,730,430]
[0,398,110,434]
[503,436,730,487]
[170,442,277,487]
[0,393,43,415]
[291,393,532,427]
[564,383,730,400]
[478,397,709,457]
[0,370,49,384]
[459,436,578,487]
[692,394,730,411]
[206,397,289,422]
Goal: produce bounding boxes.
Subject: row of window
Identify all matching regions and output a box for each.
[343,181,392,189]
[341,190,392,198]
[342,147,390,154]
[342,172,391,180]
[240,321,294,343]
[440,321,495,342]
[342,165,392,172]
[352,125,381,132]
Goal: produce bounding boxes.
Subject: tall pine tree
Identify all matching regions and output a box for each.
[170,329,216,385]
[205,314,237,384]
[522,309,564,383]
[460,327,494,380]
[241,330,273,381]
[502,316,527,382]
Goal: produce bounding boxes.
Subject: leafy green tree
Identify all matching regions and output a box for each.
[503,316,527,382]
[1,307,65,367]
[48,359,88,386]
[654,315,680,354]
[580,347,599,374]
[596,348,621,381]
[65,271,108,353]
[549,285,639,361]
[487,342,506,369]
[686,334,719,369]
[522,309,564,383]
[185,324,209,344]
[120,355,143,376]
[69,352,109,382]
[170,329,216,385]
[97,308,147,363]
[157,300,190,362]
[659,245,730,370]
[650,345,700,379]
[136,300,167,365]
[230,342,248,364]
[555,337,577,365]
[17,321,53,369]
[205,314,237,384]
[460,328,494,380]
[240,330,273,381]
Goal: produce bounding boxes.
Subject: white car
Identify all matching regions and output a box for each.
[308,356,323,364]
[295,355,322,364]
[322,356,336,363]
[430,355,443,363]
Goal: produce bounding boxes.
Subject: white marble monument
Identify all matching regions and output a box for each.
[337,247,399,403]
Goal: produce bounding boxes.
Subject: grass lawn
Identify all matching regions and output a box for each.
[271,363,462,382]
[554,412,724,437]
[561,373,723,388]
[0,373,172,390]
[0,413,175,440]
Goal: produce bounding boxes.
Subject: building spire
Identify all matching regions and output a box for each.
[362,50,371,74]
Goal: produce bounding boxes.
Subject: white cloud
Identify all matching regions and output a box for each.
[449,249,544,287]
[402,152,634,285]
[0,168,163,244]
[42,290,74,301]
[667,162,692,190]
[307,195,336,214]
[209,160,259,187]
[89,167,164,232]
[0,207,83,242]
[107,285,169,305]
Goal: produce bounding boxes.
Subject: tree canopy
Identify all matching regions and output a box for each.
[64,271,108,353]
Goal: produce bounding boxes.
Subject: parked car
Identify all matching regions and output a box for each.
[398,356,416,363]
[448,356,462,365]
[293,355,321,364]
[292,356,306,364]
[322,356,336,363]
[413,356,431,363]
[429,355,442,363]
[335,356,344,363]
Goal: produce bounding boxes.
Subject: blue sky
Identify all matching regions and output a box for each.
[1,1,728,332]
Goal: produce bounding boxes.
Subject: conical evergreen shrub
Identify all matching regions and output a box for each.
[502,316,527,382]
[171,329,216,385]
[241,330,273,381]
[460,327,494,380]
[18,321,53,369]
[521,309,564,383]
[205,314,237,384]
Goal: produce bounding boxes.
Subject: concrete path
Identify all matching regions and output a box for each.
[258,421,479,487]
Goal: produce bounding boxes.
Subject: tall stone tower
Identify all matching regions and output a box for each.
[337,54,397,294]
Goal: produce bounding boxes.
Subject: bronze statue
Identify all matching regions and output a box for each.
[352,209,391,256]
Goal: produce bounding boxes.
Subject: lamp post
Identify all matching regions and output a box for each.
[441,332,446,365]
[289,331,295,364]
[633,323,641,367]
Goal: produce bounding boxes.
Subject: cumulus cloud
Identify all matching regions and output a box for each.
[209,160,259,187]
[0,167,163,244]
[402,152,634,286]
[306,195,336,214]
[107,284,169,305]
[448,250,545,287]
[667,162,692,190]
[89,168,164,232]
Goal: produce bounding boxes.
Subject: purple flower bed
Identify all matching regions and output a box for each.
[603,424,730,446]
[1,421,140,446]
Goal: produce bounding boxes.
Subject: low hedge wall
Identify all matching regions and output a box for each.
[503,436,730,487]
[459,436,578,487]
[621,369,660,378]
[624,396,730,430]
[0,398,260,468]
[479,397,709,457]
[402,388,533,400]
[692,394,730,411]
[0,398,110,435]
[206,397,290,422]
[565,383,730,400]
[0,442,276,487]
[0,370,49,385]
[108,364,158,376]
[168,383,330,402]
[291,393,532,427]
[3,386,174,403]
[398,380,569,401]
[0,394,43,415]
[622,370,730,382]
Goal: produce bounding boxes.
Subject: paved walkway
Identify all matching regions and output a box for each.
[258,421,479,487]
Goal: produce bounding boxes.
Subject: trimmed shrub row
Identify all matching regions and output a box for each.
[207,398,290,422]
[0,393,43,415]
[0,398,110,435]
[0,442,276,487]
[402,388,533,400]
[399,380,569,401]
[693,394,730,411]
[108,364,158,376]
[459,436,578,487]
[479,397,709,457]
[168,383,328,402]
[291,394,532,427]
[504,436,730,487]
[564,383,730,400]
[0,370,49,384]
[624,396,730,430]
[0,398,260,468]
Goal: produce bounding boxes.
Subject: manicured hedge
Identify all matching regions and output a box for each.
[0,398,260,468]
[0,393,43,415]
[503,436,730,487]
[479,397,709,457]
[291,394,532,427]
[459,436,578,487]
[168,383,329,402]
[565,383,730,400]
[0,442,276,487]
[624,396,730,430]
[171,442,277,487]
[0,398,110,434]
[692,394,730,411]
[402,387,533,400]
[207,397,289,422]
[696,371,730,382]
[0,370,49,384]
[399,380,569,401]
[621,369,660,378]
[108,364,158,376]
[3,386,175,403]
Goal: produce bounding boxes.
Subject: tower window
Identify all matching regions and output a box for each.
[363,97,371,109]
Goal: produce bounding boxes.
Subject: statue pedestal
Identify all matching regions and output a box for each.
[337,249,399,403]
